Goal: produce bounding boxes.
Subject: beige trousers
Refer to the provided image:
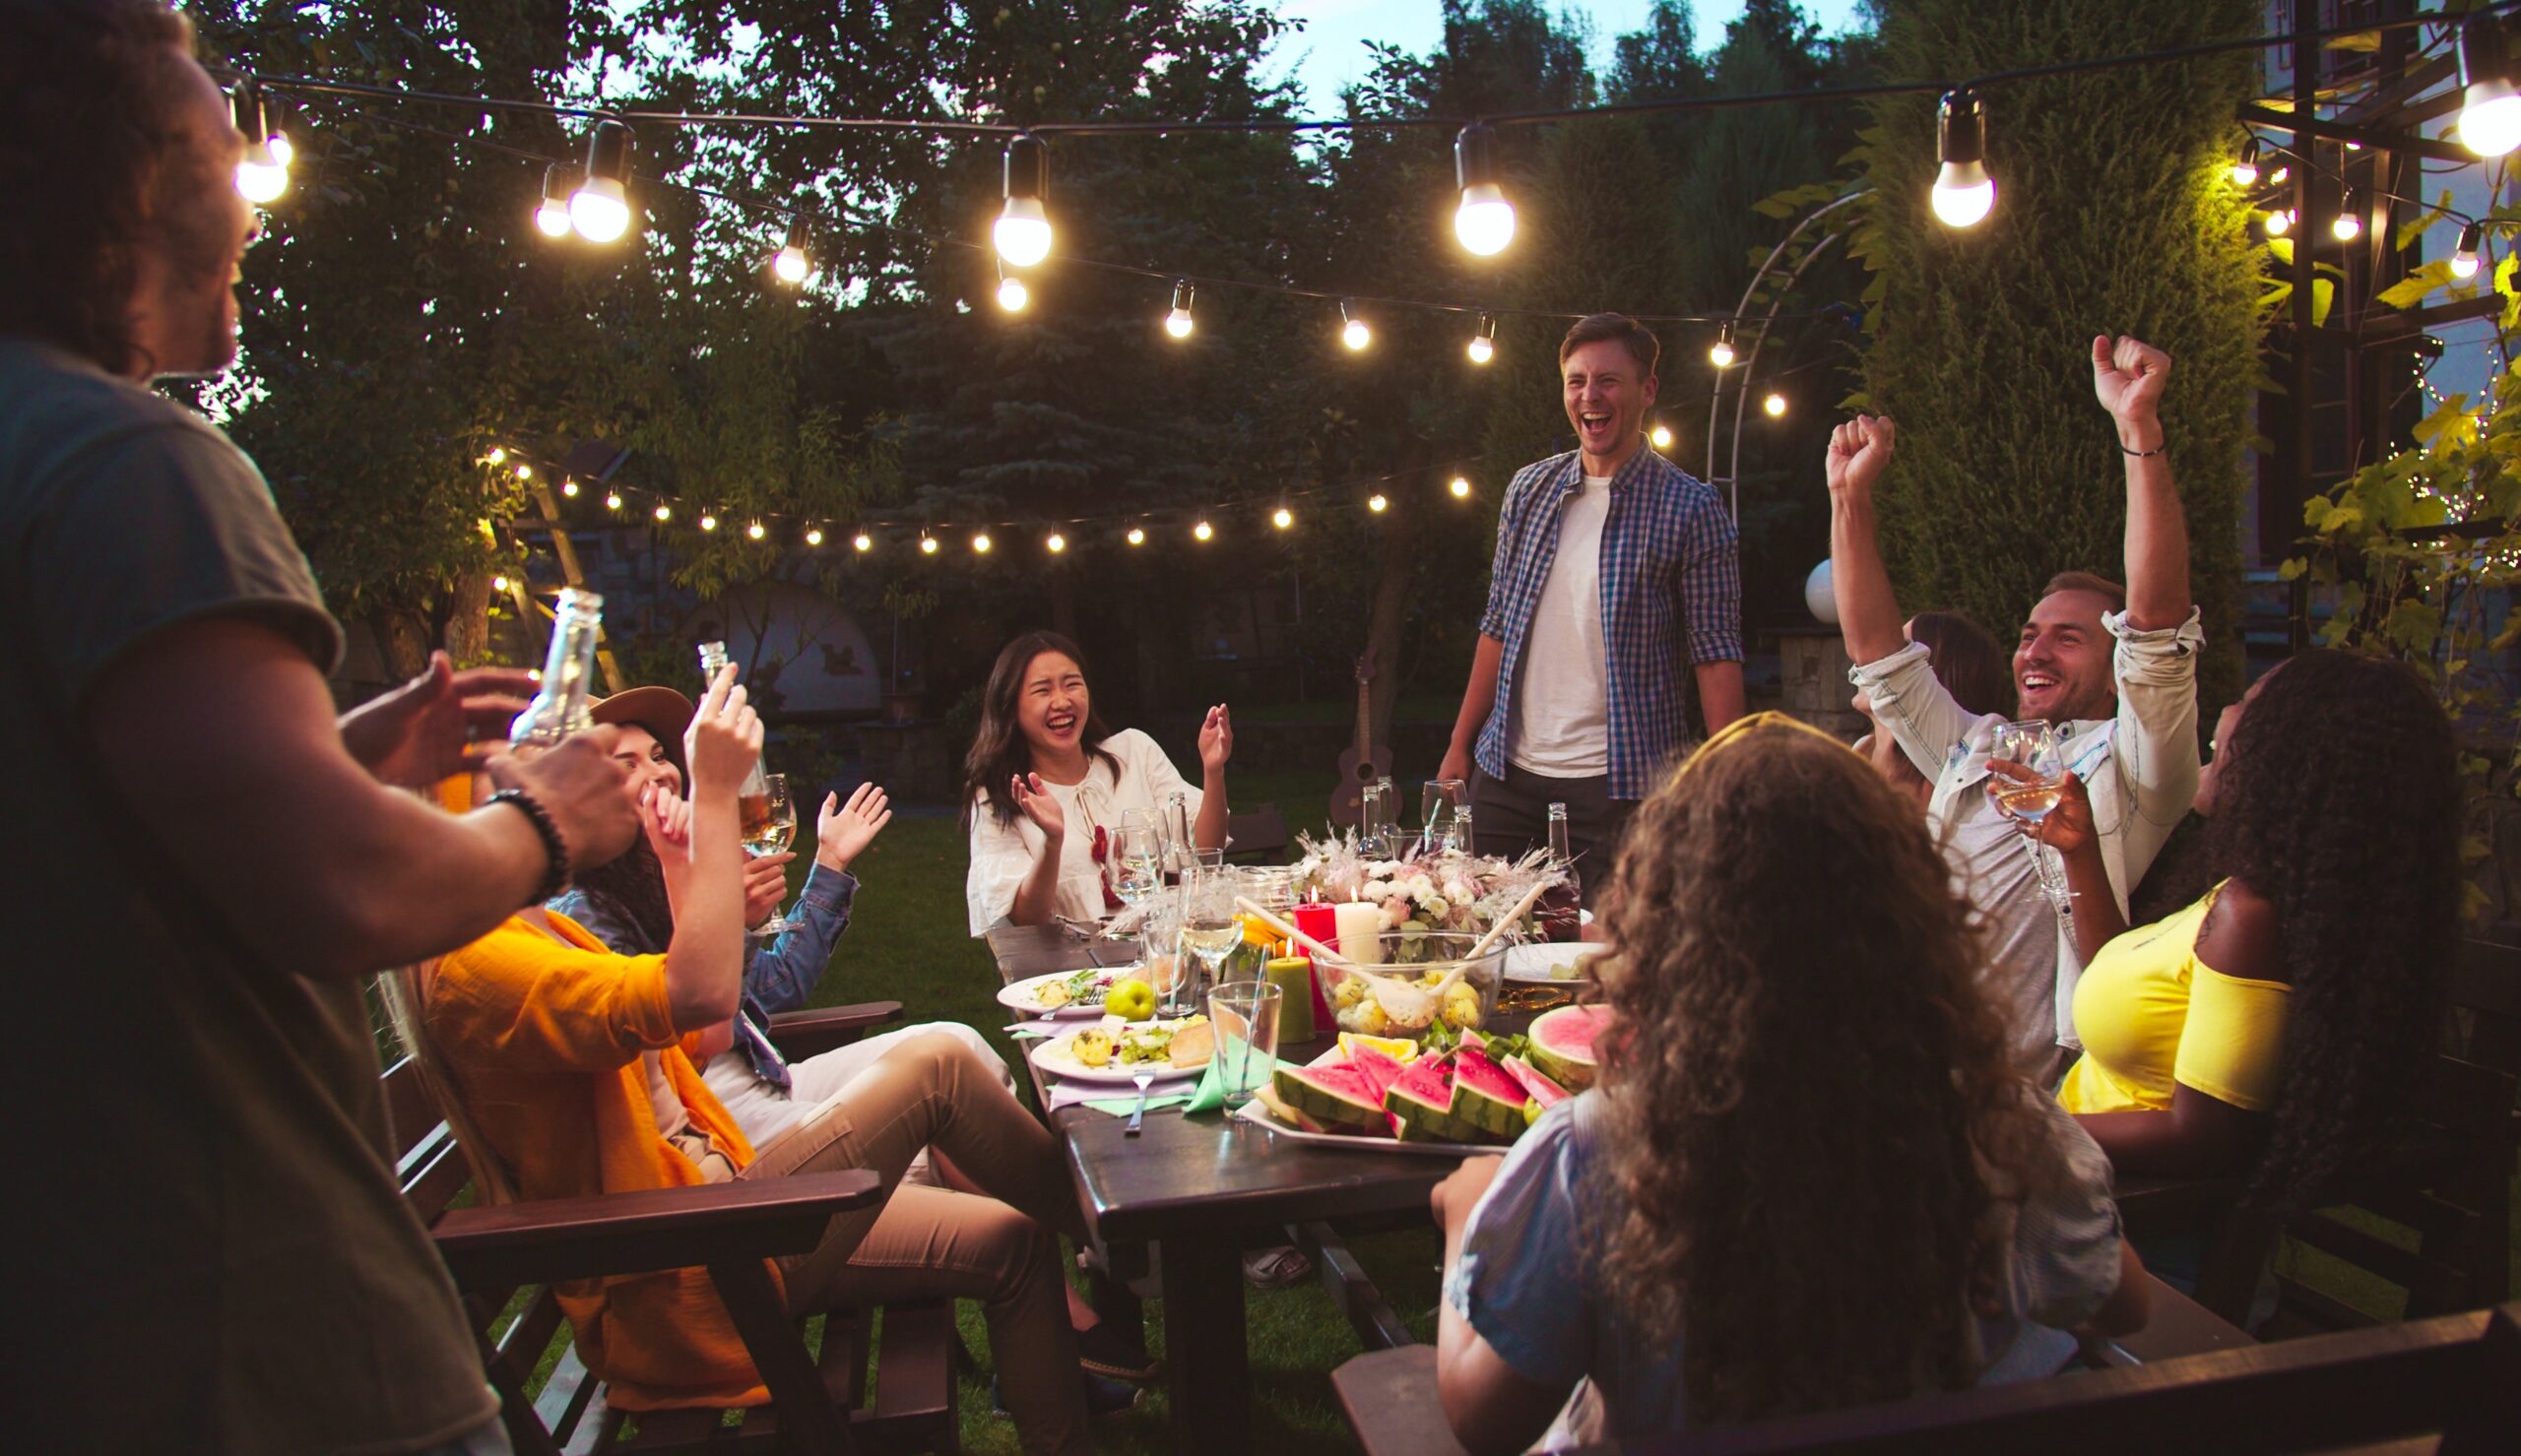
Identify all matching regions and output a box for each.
[740,1033,1091,1456]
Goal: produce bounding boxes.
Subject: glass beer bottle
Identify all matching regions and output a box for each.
[1537,801,1584,943]
[696,641,775,841]
[508,589,603,747]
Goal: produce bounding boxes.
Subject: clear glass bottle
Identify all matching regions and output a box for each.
[1163,791,1194,879]
[1537,801,1584,942]
[695,640,773,811]
[508,589,603,747]
[1448,802,1474,856]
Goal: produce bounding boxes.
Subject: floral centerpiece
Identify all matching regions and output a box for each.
[1287,829,1566,943]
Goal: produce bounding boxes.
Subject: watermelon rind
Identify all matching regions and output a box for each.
[1273,1061,1385,1127]
[1451,1046,1534,1137]
[1528,1004,1604,1092]
[1503,1054,1570,1109]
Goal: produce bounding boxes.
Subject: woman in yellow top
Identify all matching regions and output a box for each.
[423,667,1097,1455]
[1996,651,2457,1210]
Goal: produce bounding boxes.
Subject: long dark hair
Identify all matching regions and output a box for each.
[1907,609,2016,720]
[2208,652,2460,1213]
[563,835,676,953]
[960,631,1120,830]
[0,0,196,375]
[1593,716,2062,1422]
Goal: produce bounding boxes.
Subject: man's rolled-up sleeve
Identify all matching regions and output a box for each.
[1679,494,1742,665]
[2103,606,2204,840]
[1849,641,1973,784]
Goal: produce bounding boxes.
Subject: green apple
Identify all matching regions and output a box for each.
[1106,980,1158,1022]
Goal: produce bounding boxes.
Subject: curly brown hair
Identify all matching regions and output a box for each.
[0,0,200,374]
[2204,652,2459,1213]
[1592,715,2065,1423]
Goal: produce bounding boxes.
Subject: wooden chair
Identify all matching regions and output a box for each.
[1335,1298,2520,1456]
[1224,802,1291,863]
[390,997,966,1455]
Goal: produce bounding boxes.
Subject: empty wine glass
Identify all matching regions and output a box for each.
[1111,824,1164,908]
[1988,721,2074,916]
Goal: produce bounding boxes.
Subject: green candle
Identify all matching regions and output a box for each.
[1265,956,1316,1044]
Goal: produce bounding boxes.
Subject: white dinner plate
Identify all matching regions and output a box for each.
[1027,1020,1207,1085]
[1503,942,1601,983]
[996,969,1130,1019]
[1232,1099,1492,1156]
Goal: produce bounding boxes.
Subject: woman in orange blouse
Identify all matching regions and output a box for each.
[425,667,1094,1455]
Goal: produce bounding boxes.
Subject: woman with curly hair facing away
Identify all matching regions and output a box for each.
[1998,652,2459,1211]
[1431,715,2147,1450]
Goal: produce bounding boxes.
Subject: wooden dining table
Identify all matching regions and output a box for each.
[985,920,1499,1456]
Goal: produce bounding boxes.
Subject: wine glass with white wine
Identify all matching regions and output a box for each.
[744,773,801,935]
[1988,721,2074,914]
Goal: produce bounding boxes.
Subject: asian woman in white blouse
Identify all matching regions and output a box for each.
[962,631,1233,934]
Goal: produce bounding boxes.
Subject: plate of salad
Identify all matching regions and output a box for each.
[1027,1016,1210,1084]
[997,967,1129,1018]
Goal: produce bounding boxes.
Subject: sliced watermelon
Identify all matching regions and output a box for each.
[1273,1060,1385,1128]
[1384,1053,1489,1144]
[1348,1045,1407,1108]
[1529,1004,1608,1092]
[1451,1045,1533,1138]
[1503,1054,1570,1110]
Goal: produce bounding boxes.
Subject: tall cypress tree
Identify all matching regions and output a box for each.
[1854,0,2262,707]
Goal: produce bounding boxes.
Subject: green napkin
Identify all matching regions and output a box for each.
[1185,1040,1289,1113]
[1079,1089,1196,1117]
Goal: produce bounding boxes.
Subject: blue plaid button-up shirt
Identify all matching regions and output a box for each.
[1474,443,1741,799]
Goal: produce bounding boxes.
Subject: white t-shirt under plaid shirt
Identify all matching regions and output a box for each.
[1476,445,1741,799]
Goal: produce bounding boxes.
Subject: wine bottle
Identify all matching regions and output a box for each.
[508,589,603,747]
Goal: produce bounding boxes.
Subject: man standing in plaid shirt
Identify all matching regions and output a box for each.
[1439,313,1743,896]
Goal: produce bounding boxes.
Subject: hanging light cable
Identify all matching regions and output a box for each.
[232,83,290,204]
[1453,122,1516,256]
[772,214,811,284]
[1930,88,1995,228]
[1340,299,1371,351]
[2453,221,2484,280]
[568,119,635,242]
[995,135,1054,267]
[1467,313,1497,364]
[1164,280,1195,339]
[534,163,574,237]
[2459,13,2521,158]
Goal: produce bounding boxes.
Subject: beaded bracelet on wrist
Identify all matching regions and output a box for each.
[486,788,571,904]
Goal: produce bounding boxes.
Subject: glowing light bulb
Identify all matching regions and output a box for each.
[998,276,1030,312]
[1930,90,1995,229]
[2264,208,2295,237]
[746,520,765,540]
[1450,476,1472,499]
[854,532,873,552]
[920,535,939,554]
[267,130,293,168]
[2230,138,2259,187]
[568,121,635,243]
[1047,533,1067,553]
[492,575,510,594]
[486,448,507,465]
[1709,323,1737,369]
[1452,124,1516,255]
[2453,222,2484,279]
[698,512,718,533]
[1763,392,1788,418]
[233,91,289,205]
[1272,507,1294,530]
[1342,319,1372,350]
[1127,527,1146,545]
[535,164,573,238]
[560,478,579,498]
[515,464,532,480]
[1368,493,1389,513]
[1649,424,1674,451]
[1467,313,1497,364]
[2459,15,2521,158]
[805,527,824,546]
[1194,520,1214,542]
[994,137,1054,265]
[773,243,809,284]
[605,491,622,511]
[1164,280,1195,339]
[2332,209,2361,242]
[653,503,672,523]
[972,533,993,554]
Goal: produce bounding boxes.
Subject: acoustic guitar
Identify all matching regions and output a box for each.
[1328,650,1393,829]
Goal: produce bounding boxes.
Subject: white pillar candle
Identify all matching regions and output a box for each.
[1333,902,1387,966]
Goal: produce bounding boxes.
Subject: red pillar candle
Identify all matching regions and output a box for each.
[1291,902,1340,1033]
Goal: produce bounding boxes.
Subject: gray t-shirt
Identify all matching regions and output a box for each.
[0,338,494,1451]
[1447,1090,2121,1448]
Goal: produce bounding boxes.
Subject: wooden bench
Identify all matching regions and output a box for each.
[1334,1294,2519,1455]
[390,998,965,1455]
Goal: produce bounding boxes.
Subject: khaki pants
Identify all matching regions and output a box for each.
[741,1033,1091,1456]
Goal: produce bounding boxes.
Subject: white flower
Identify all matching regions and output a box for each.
[1407,873,1436,899]
[1418,894,1451,919]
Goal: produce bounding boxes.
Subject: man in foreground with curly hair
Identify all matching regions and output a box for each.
[1825,336,2202,1079]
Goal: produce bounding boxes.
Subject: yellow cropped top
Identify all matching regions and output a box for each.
[2057,883,2293,1116]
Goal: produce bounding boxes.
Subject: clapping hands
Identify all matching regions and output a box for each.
[815,783,894,872]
